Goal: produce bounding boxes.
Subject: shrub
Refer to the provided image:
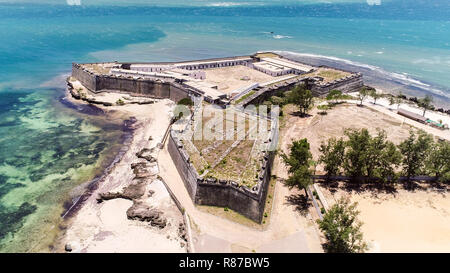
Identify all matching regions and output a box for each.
[177,97,194,106]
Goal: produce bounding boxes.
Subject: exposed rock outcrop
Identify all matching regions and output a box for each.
[136,148,157,162]
[131,162,154,179]
[96,180,146,203]
[126,201,167,229]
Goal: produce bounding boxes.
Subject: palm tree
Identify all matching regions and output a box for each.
[370,90,381,105]
[395,97,402,110]
[388,96,395,109]
[419,95,433,117]
[358,87,369,106]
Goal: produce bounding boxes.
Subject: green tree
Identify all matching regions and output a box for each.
[365,130,401,183]
[395,97,402,109]
[369,89,381,105]
[342,129,371,180]
[388,95,395,108]
[177,97,194,106]
[270,95,285,106]
[281,139,313,192]
[319,138,345,178]
[289,85,314,117]
[375,141,402,183]
[326,90,342,104]
[358,87,369,106]
[398,130,433,181]
[418,95,433,117]
[317,197,368,253]
[284,165,313,192]
[426,141,450,182]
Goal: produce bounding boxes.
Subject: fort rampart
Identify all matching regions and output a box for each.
[72,63,194,102]
[168,128,275,223]
[310,71,364,95]
[71,55,363,222]
[239,72,363,106]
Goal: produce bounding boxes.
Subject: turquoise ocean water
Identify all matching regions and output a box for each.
[0,0,449,252]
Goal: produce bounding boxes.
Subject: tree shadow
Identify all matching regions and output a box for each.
[317,180,398,196]
[285,193,311,217]
[290,111,312,118]
[316,180,339,194]
[400,181,427,192]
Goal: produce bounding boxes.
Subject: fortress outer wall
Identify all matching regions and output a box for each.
[72,63,192,102]
[168,130,274,223]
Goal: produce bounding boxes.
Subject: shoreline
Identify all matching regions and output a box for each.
[278,51,450,109]
[54,89,186,253]
[58,89,138,220]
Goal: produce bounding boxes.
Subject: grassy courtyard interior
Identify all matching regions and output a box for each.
[303,67,351,83]
[179,105,273,188]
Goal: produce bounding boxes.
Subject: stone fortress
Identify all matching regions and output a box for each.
[70,52,364,222]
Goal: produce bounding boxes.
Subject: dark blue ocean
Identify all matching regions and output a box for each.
[0,0,449,252]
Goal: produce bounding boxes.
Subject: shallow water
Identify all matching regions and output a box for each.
[0,88,126,252]
[0,0,449,252]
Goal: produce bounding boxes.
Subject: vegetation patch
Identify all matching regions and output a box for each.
[235,90,256,104]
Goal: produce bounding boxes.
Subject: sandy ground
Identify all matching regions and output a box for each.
[203,65,278,95]
[319,184,450,253]
[58,93,187,253]
[292,103,450,253]
[347,91,450,141]
[301,103,416,172]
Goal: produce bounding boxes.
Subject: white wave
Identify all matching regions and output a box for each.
[273,35,293,39]
[276,51,381,70]
[67,0,81,6]
[206,2,249,7]
[275,50,450,99]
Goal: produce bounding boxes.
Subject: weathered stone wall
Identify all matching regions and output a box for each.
[195,150,274,222]
[310,72,363,96]
[167,131,199,200]
[72,63,192,102]
[167,128,275,223]
[241,77,310,106]
[240,73,363,106]
[72,63,98,91]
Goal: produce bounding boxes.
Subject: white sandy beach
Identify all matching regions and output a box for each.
[319,185,450,253]
[58,91,187,253]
